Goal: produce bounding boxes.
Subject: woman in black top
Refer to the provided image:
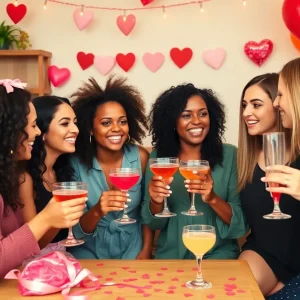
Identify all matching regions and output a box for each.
[19,96,79,248]
[262,58,300,299]
[237,73,300,297]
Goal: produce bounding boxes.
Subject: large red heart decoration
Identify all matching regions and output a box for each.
[6,3,27,24]
[244,39,273,67]
[116,53,136,72]
[170,48,193,68]
[77,52,95,70]
[48,66,71,87]
[140,0,154,6]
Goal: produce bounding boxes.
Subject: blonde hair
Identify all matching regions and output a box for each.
[237,73,289,191]
[280,58,300,162]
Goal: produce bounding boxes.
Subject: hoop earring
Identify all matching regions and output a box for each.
[10,149,13,155]
[90,135,92,144]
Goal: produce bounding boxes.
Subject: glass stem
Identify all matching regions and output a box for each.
[195,255,204,284]
[189,193,196,211]
[162,197,169,213]
[67,227,75,240]
[122,190,129,219]
[273,201,282,214]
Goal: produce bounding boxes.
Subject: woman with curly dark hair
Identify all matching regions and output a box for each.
[19,96,79,249]
[0,80,86,278]
[69,75,153,259]
[142,83,248,259]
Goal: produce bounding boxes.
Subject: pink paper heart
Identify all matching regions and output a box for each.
[116,14,136,36]
[94,56,115,75]
[202,47,226,70]
[137,289,145,293]
[228,277,236,281]
[177,269,184,273]
[122,266,130,270]
[206,295,215,299]
[156,280,165,284]
[143,293,151,297]
[48,66,71,87]
[142,52,165,72]
[73,8,94,31]
[226,291,236,296]
[172,277,179,281]
[184,294,194,298]
[149,281,157,284]
[225,284,237,289]
[225,287,233,291]
[109,271,117,275]
[154,288,162,292]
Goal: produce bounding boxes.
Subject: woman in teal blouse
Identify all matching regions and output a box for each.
[142,84,248,259]
[69,76,153,259]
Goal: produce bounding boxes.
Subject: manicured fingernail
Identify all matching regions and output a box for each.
[126,193,130,196]
[124,205,128,208]
[119,208,123,210]
[184,180,190,183]
[166,185,170,189]
[127,198,131,202]
[158,176,162,180]
[266,187,270,191]
[169,191,172,194]
[185,184,189,188]
[85,197,88,201]
[187,189,191,192]
[261,177,266,181]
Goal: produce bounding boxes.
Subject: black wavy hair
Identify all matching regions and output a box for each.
[28,96,75,203]
[0,86,31,211]
[71,75,148,170]
[149,83,226,169]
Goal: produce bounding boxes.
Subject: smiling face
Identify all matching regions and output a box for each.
[16,102,41,161]
[43,103,79,155]
[242,84,278,136]
[176,95,210,146]
[274,75,293,129]
[92,101,129,152]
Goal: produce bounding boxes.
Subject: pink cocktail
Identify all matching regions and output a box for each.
[109,168,140,225]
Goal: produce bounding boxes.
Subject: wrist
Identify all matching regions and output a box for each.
[93,204,103,218]
[206,192,218,205]
[150,198,163,205]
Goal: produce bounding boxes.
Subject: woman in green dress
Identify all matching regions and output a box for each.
[141,83,248,259]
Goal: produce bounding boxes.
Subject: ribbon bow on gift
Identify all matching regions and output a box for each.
[0,79,27,93]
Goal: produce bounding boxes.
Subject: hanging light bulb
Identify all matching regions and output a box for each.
[123,10,127,22]
[44,0,48,10]
[162,6,167,19]
[80,5,84,16]
[243,0,247,6]
[199,1,204,13]
[14,0,18,6]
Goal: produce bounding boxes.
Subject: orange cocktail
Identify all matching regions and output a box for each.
[180,166,210,180]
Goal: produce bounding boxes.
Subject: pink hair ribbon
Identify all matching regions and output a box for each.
[0,79,27,93]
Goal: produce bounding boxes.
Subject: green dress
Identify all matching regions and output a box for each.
[141,144,248,259]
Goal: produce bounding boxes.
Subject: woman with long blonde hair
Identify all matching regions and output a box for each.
[262,58,300,299]
[237,73,300,298]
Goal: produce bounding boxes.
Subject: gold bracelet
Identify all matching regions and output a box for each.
[150,198,163,206]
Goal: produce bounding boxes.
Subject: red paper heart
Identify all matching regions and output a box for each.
[6,3,27,24]
[140,0,154,6]
[116,53,136,72]
[48,66,71,87]
[244,39,273,67]
[170,48,193,68]
[77,52,94,70]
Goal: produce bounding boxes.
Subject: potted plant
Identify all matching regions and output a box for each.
[0,21,32,50]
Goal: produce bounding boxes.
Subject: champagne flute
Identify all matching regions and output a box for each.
[263,132,291,219]
[182,225,216,289]
[179,160,210,216]
[149,157,179,217]
[109,168,140,224]
[52,181,88,247]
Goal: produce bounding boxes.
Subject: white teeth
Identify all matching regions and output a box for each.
[108,136,122,140]
[28,142,34,146]
[247,121,258,125]
[189,128,203,133]
[65,138,76,143]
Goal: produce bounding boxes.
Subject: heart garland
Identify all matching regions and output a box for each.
[6,3,27,24]
[73,8,94,31]
[244,39,273,67]
[77,52,95,70]
[116,14,136,36]
[170,48,193,68]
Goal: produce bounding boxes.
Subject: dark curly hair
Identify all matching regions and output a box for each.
[28,96,75,204]
[0,86,31,211]
[149,83,226,169]
[71,75,148,169]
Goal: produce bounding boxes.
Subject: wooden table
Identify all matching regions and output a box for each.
[0,260,264,299]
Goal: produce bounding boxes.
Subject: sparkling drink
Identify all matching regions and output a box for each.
[53,190,88,202]
[150,164,178,179]
[109,173,140,191]
[183,232,216,256]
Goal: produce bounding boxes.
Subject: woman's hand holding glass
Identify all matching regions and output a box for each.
[149,175,173,204]
[263,165,300,201]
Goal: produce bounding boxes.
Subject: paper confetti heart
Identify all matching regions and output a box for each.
[143,294,151,297]
[167,290,174,294]
[226,291,236,296]
[109,271,117,275]
[122,266,130,270]
[104,291,112,294]
[137,289,145,293]
[177,269,184,273]
[172,277,179,281]
[184,294,194,298]
[154,288,162,292]
[129,270,137,273]
[161,267,168,270]
[228,277,236,281]
[237,289,246,293]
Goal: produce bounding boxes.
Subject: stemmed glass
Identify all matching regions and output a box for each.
[149,157,179,217]
[52,181,88,247]
[263,132,291,219]
[182,225,216,289]
[109,168,140,224]
[179,160,210,216]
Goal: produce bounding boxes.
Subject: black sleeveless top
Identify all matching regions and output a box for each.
[241,158,300,282]
[35,180,68,243]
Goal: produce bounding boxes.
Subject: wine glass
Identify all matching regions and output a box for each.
[52,181,88,247]
[109,168,140,224]
[182,225,216,289]
[149,157,179,217]
[179,160,210,216]
[263,132,291,219]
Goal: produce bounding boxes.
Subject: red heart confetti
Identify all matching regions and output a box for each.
[226,291,236,296]
[104,291,112,294]
[106,278,113,281]
[149,280,157,284]
[96,263,104,267]
[237,289,246,293]
[154,288,162,292]
[137,289,145,293]
[110,272,117,275]
[172,277,179,281]
[167,290,175,294]
[129,270,137,273]
[143,293,151,297]
[144,285,152,289]
[207,295,216,299]
[161,267,168,270]
[116,297,125,300]
[224,284,237,289]
[129,278,138,281]
[118,285,126,289]
[168,286,177,289]
[156,273,163,276]
[177,269,184,273]
[228,277,236,281]
[225,287,233,291]
[184,294,194,298]
[122,266,130,270]
[157,280,165,284]
[96,275,102,278]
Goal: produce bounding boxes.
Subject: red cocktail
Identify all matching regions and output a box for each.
[149,157,179,218]
[109,168,140,225]
[52,182,88,247]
